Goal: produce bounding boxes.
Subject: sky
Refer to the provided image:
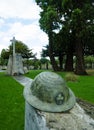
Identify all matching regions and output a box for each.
[0,0,48,58]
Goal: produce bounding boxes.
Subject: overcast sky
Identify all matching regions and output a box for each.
[0,0,48,58]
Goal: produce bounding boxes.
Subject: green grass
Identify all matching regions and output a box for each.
[0,69,94,129]
[0,72,25,130]
[66,75,94,104]
[26,70,94,104]
[25,69,49,79]
[56,71,94,104]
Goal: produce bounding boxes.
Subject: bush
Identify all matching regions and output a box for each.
[65,73,79,82]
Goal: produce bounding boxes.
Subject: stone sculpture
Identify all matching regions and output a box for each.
[23,72,94,130]
[6,37,24,75]
[24,71,76,112]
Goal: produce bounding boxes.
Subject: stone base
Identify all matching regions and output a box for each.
[42,103,94,130]
[6,53,24,75]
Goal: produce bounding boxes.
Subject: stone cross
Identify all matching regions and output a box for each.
[10,36,16,56]
[10,36,17,75]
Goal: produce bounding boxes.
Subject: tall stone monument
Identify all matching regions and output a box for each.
[7,37,25,75]
[11,37,17,75]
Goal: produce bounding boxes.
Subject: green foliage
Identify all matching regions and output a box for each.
[9,40,34,58]
[25,70,45,79]
[36,0,94,73]
[0,49,9,65]
[40,58,49,64]
[84,56,94,64]
[41,45,49,57]
[0,40,35,65]
[0,73,24,129]
[1,49,10,59]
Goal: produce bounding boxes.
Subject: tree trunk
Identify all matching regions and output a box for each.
[65,45,74,71]
[75,40,87,75]
[58,52,63,70]
[48,32,60,71]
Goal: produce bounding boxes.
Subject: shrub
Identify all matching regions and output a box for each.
[65,73,79,82]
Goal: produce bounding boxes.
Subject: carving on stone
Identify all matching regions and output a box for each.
[55,92,64,105]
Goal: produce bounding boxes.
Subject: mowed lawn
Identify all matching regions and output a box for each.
[67,75,94,103]
[0,70,94,129]
[0,72,25,130]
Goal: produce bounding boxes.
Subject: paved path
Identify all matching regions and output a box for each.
[0,70,6,72]
[13,76,33,87]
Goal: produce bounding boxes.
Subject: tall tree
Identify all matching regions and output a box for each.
[36,0,94,74]
[62,0,94,74]
[36,0,62,71]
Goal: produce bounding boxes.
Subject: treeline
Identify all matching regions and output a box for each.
[36,0,94,75]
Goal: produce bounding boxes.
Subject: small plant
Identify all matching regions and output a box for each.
[65,73,79,82]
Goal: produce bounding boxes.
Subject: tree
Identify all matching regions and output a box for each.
[40,58,49,69]
[36,0,62,71]
[36,0,94,74]
[0,40,35,66]
[62,0,94,74]
[0,49,10,65]
[9,40,34,58]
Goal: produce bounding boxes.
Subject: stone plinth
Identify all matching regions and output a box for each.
[6,53,24,75]
[43,103,94,130]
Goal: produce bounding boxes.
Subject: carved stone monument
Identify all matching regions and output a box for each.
[7,37,24,75]
[23,72,94,130]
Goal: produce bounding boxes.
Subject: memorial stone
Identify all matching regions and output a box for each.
[6,37,24,75]
[23,72,94,130]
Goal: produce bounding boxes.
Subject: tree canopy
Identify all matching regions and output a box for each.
[36,0,94,75]
[0,40,35,65]
[9,40,34,58]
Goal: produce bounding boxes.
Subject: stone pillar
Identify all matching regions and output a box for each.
[10,37,17,75]
[6,55,12,75]
[12,37,17,75]
[12,37,16,57]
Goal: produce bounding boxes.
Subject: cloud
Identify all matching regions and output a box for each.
[0,0,41,19]
[0,0,48,58]
[0,20,48,58]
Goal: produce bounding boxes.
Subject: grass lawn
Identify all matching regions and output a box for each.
[25,70,94,104]
[0,72,25,130]
[0,69,94,129]
[67,75,94,104]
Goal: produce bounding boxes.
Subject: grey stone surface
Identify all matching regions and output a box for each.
[24,67,29,74]
[15,53,24,75]
[11,37,17,75]
[44,103,94,130]
[24,72,76,113]
[13,76,32,87]
[25,101,49,130]
[7,55,12,75]
[7,53,24,75]
[14,75,94,130]
[6,37,25,75]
